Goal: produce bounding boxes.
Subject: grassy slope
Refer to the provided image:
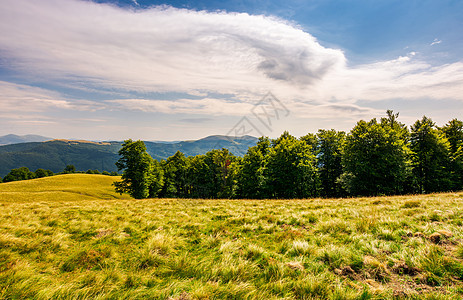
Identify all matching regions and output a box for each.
[0,174,131,201]
[1,176,463,299]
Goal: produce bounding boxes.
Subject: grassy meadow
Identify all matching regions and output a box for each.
[1,175,463,299]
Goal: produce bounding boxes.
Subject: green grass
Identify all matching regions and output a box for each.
[1,175,463,299]
[0,174,131,201]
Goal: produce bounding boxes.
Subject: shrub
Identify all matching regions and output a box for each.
[3,167,35,182]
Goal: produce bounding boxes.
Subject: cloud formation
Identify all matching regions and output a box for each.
[0,81,103,113]
[0,0,462,139]
[0,0,344,95]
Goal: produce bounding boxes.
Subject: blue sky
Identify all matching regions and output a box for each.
[0,0,462,140]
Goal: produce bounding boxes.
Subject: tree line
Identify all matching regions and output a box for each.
[114,111,463,199]
[0,165,119,183]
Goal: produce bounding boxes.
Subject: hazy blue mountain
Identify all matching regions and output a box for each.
[0,135,258,176]
[0,134,52,145]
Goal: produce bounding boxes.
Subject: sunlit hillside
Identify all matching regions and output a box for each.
[1,176,463,299]
[0,174,131,201]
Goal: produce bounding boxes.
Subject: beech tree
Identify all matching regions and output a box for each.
[3,167,36,182]
[410,116,452,193]
[316,129,345,197]
[161,151,190,198]
[265,132,317,198]
[440,119,463,190]
[340,118,408,196]
[186,149,237,198]
[235,137,270,199]
[114,139,163,199]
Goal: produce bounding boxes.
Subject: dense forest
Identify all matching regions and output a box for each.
[114,111,463,199]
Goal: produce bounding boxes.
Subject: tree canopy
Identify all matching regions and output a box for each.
[112,112,463,199]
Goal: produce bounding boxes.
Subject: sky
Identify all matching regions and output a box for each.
[0,0,462,141]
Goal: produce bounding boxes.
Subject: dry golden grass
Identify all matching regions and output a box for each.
[0,174,131,201]
[1,175,463,299]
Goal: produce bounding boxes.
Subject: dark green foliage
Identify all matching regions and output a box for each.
[0,136,257,177]
[316,129,345,198]
[340,117,409,196]
[440,119,463,191]
[64,165,76,174]
[187,149,238,198]
[148,159,164,198]
[3,167,36,182]
[410,116,452,193]
[113,140,163,199]
[34,168,53,178]
[160,151,191,198]
[265,132,318,198]
[235,137,270,199]
[86,169,101,174]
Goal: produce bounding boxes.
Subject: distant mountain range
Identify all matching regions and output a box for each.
[0,134,52,146]
[0,135,258,176]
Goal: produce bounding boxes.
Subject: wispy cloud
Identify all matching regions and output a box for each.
[431,38,442,46]
[180,118,213,123]
[0,81,104,112]
[107,98,254,115]
[0,0,462,139]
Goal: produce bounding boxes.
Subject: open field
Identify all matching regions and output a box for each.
[1,175,463,299]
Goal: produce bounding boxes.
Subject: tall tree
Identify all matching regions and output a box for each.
[114,139,158,199]
[316,129,346,198]
[265,133,317,198]
[410,116,452,193]
[236,137,270,199]
[161,151,190,198]
[187,149,237,199]
[440,119,463,190]
[340,118,408,196]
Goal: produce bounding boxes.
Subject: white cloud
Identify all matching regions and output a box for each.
[0,81,103,112]
[107,98,254,116]
[0,0,344,96]
[0,0,462,139]
[431,38,442,46]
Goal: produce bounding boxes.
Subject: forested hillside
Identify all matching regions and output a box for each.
[115,111,463,199]
[0,136,257,176]
[0,134,52,145]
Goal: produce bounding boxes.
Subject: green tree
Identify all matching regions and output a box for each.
[213,148,239,198]
[3,167,36,182]
[114,140,157,199]
[35,168,52,178]
[187,154,215,198]
[440,119,463,190]
[64,165,76,174]
[148,159,164,198]
[186,149,237,199]
[410,116,452,193]
[236,137,270,199]
[300,132,318,149]
[161,151,191,198]
[341,118,408,196]
[316,129,346,197]
[86,169,100,174]
[265,133,317,198]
